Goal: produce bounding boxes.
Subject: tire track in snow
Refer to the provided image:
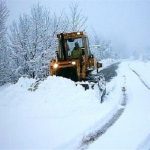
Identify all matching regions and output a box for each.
[78,76,127,150]
[78,108,124,150]
[129,66,150,90]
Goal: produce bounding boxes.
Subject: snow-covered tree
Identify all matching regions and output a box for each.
[0,0,9,85]
[67,1,87,32]
[0,0,8,37]
[9,4,70,80]
[9,4,51,79]
[90,31,115,60]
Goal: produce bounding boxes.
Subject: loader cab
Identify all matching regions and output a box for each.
[57,32,91,60]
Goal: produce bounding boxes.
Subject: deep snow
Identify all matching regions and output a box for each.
[0,60,150,149]
[0,75,119,149]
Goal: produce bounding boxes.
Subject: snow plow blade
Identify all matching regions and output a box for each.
[76,74,106,103]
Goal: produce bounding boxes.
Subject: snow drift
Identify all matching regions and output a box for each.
[0,75,119,149]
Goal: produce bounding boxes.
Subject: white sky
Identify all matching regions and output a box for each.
[6,0,150,55]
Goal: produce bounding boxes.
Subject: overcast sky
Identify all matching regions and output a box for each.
[6,0,150,56]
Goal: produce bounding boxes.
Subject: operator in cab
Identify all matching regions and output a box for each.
[71,42,82,59]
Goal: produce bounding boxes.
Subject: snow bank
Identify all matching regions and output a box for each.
[0,75,120,149]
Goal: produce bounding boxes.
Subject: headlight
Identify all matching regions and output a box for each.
[53,63,58,69]
[71,61,76,65]
[77,32,80,35]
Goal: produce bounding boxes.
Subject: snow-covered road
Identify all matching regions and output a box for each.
[0,60,150,150]
[89,61,150,149]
